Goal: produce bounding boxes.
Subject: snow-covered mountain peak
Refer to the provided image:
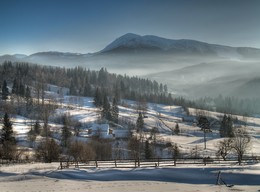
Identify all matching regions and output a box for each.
[100,33,213,53]
[101,33,142,52]
[99,33,260,59]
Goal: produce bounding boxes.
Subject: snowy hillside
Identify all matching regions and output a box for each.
[1,84,260,192]
[8,89,260,159]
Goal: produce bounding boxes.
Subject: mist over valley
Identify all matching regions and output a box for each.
[2,33,260,101]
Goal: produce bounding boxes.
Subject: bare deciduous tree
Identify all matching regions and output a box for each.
[190,145,201,158]
[68,141,95,163]
[35,138,60,163]
[128,136,141,159]
[231,128,251,165]
[216,138,232,160]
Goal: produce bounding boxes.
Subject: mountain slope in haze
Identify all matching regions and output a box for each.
[231,78,260,98]
[145,60,260,98]
[100,33,260,59]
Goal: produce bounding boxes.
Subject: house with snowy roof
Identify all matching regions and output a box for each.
[87,124,114,139]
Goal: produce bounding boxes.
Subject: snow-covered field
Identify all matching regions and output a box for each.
[0,163,260,192]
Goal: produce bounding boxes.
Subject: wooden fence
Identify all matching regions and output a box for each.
[59,156,260,169]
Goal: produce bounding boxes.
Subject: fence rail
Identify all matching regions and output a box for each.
[59,156,260,169]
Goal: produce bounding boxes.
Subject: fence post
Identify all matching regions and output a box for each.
[95,160,98,168]
[216,171,221,185]
[138,157,140,167]
[204,157,206,166]
[157,158,160,167]
[60,161,63,170]
[115,159,117,168]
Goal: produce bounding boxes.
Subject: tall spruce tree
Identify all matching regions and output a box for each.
[94,88,102,107]
[111,97,119,124]
[61,115,71,148]
[2,80,9,100]
[1,113,15,144]
[25,86,33,113]
[136,112,144,133]
[220,114,234,137]
[174,123,180,135]
[101,95,112,121]
[12,78,18,94]
[33,120,41,135]
[144,140,152,159]
[0,113,16,160]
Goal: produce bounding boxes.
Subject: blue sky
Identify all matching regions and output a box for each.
[1,0,260,55]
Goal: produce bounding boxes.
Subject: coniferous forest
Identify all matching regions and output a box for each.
[1,61,260,116]
[0,61,173,105]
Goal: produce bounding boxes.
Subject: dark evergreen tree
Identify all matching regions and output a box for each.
[226,116,234,137]
[12,78,18,94]
[197,116,211,149]
[83,82,92,97]
[220,114,227,137]
[101,95,112,121]
[25,86,33,113]
[174,123,180,135]
[0,113,16,144]
[17,82,25,97]
[136,112,144,133]
[111,97,119,124]
[61,115,72,148]
[97,68,108,87]
[1,80,9,100]
[94,88,103,107]
[33,120,41,135]
[144,140,152,159]
[25,86,31,100]
[0,113,16,160]
[69,80,77,95]
[220,114,234,138]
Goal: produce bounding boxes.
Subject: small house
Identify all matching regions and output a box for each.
[87,124,113,139]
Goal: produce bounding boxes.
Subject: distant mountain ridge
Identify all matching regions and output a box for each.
[99,33,260,59]
[1,33,260,61]
[1,33,260,99]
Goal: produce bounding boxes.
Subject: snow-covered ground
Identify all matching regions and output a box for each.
[2,92,260,191]
[0,163,260,192]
